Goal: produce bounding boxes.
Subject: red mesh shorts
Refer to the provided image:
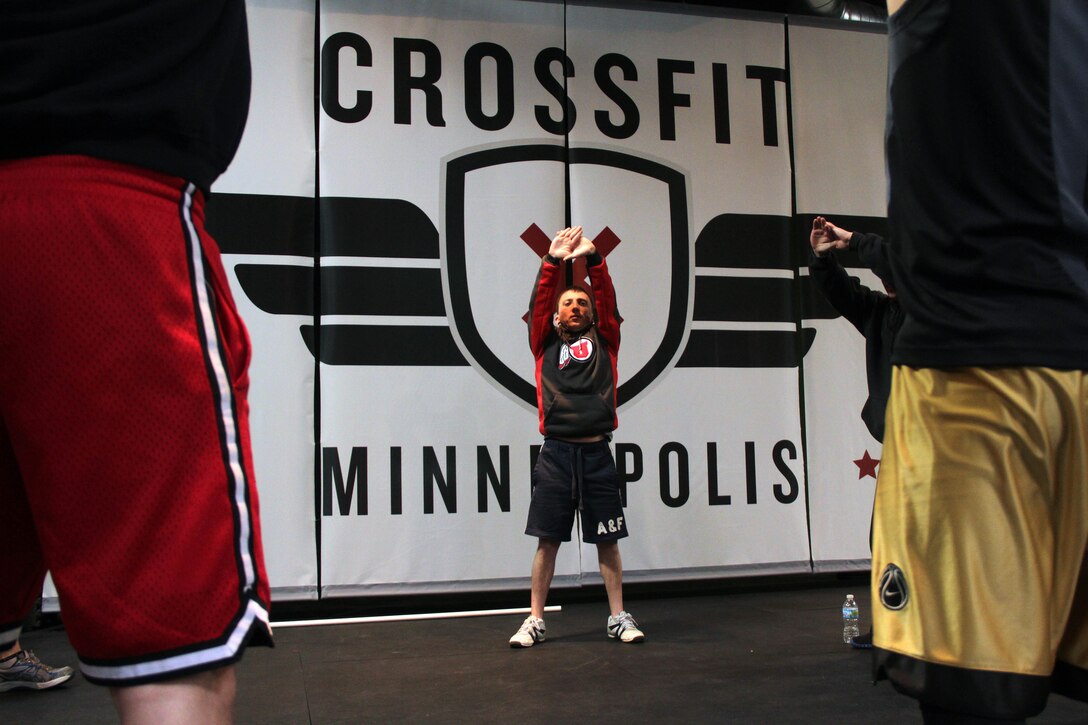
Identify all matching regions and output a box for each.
[0,155,272,685]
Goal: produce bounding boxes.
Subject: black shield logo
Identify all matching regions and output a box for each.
[443,144,690,407]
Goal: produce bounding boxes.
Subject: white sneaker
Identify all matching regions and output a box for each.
[607,611,645,643]
[509,615,546,648]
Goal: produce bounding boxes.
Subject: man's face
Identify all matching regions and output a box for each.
[554,290,593,333]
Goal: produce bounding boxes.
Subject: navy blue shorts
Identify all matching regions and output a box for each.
[525,438,629,543]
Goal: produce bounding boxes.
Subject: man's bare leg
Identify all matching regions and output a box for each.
[111,666,236,725]
[597,540,624,616]
[530,538,561,619]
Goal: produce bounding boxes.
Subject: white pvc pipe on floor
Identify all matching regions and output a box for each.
[274,605,562,629]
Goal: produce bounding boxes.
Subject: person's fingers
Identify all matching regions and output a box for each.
[564,237,596,260]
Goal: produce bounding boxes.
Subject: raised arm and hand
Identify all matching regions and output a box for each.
[808,217,887,335]
[810,216,852,258]
[548,226,596,261]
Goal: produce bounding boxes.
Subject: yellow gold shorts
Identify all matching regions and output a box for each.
[872,366,1088,718]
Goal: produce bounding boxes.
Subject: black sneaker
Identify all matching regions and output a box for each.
[849,631,873,650]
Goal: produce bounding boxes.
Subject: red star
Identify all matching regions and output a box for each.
[520,225,622,322]
[853,450,880,479]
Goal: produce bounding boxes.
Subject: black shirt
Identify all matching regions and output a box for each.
[0,0,251,192]
[885,0,1088,369]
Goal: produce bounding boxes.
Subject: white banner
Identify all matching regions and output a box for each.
[181,0,891,603]
[790,20,889,571]
[216,0,319,598]
[314,0,808,595]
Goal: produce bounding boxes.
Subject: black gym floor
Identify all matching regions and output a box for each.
[5,575,1086,723]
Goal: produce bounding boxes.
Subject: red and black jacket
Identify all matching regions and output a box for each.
[527,252,622,438]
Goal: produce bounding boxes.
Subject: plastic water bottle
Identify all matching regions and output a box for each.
[842,594,860,643]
